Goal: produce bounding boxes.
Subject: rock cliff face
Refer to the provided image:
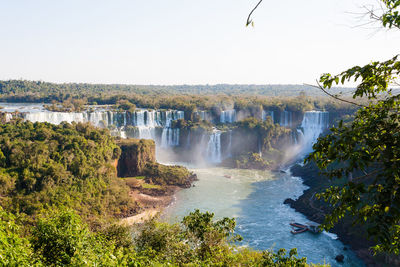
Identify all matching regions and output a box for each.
[117,139,156,177]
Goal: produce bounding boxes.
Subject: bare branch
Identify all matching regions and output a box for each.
[246,0,263,27]
[352,169,382,182]
[304,82,367,107]
[363,4,400,30]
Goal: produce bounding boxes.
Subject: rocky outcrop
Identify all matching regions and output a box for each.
[117,139,156,177]
[117,138,197,188]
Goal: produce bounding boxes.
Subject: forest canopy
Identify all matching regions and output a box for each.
[0,119,137,223]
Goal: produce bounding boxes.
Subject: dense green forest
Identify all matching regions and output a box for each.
[1,206,323,266]
[0,119,138,224]
[0,120,323,266]
[0,0,398,263]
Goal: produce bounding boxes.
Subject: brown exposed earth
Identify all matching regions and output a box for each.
[120,178,182,225]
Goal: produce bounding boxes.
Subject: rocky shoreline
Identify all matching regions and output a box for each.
[283,163,400,267]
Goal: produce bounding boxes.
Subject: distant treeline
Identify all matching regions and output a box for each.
[0,79,354,97]
[0,80,359,119]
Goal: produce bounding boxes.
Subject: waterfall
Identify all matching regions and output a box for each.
[132,110,158,140]
[262,110,274,122]
[298,111,329,154]
[195,111,212,122]
[23,109,184,143]
[158,111,184,147]
[127,110,184,140]
[280,111,292,127]
[206,130,222,163]
[119,131,127,139]
[86,111,112,127]
[220,110,236,124]
[161,128,180,148]
[23,110,120,127]
[5,113,13,122]
[227,130,232,157]
[24,112,87,124]
[293,131,298,145]
[186,130,191,149]
[165,110,184,126]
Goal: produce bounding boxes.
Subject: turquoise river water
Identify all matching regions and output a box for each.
[163,166,364,267]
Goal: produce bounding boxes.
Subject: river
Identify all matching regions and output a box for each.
[1,102,364,266]
[163,166,364,267]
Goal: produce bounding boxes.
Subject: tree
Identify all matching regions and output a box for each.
[0,207,34,266]
[134,209,309,266]
[31,208,134,266]
[303,0,400,255]
[31,208,92,265]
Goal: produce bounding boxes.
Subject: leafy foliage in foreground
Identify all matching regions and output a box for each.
[0,207,319,266]
[0,120,137,223]
[308,0,400,254]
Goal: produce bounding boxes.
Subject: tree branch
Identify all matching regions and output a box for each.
[352,169,382,182]
[246,0,263,26]
[304,82,367,107]
[363,4,400,30]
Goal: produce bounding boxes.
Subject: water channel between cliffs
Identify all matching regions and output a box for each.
[162,166,364,267]
[1,102,365,266]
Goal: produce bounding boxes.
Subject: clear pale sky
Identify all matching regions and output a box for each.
[0,0,398,85]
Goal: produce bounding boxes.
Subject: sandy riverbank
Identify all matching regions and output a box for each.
[121,208,160,224]
[120,186,179,225]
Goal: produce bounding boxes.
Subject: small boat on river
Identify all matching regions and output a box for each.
[290,222,321,235]
[291,227,308,234]
[290,222,308,229]
[224,175,232,179]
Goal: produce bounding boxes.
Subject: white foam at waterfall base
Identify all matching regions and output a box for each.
[137,126,155,140]
[282,111,329,164]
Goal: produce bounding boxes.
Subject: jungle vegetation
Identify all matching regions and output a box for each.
[0,120,321,266]
[0,206,324,266]
[0,119,138,225]
[306,0,400,255]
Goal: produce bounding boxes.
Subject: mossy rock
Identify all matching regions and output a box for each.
[117,139,156,177]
